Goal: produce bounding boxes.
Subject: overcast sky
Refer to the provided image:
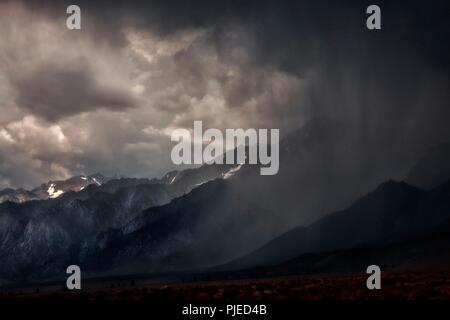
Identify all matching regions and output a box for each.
[0,0,449,189]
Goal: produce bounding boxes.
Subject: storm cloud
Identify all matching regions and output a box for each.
[12,61,138,121]
[0,0,449,188]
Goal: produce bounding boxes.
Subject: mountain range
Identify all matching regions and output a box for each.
[0,174,109,204]
[0,118,449,285]
[0,162,240,282]
[219,180,450,271]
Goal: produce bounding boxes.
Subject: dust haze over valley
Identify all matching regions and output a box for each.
[0,0,450,288]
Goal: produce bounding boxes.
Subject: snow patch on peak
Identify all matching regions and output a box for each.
[92,177,101,186]
[47,183,64,199]
[170,172,179,184]
[195,179,213,187]
[222,164,243,179]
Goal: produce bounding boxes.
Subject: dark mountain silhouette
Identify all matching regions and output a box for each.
[227,117,386,228]
[0,163,240,282]
[0,182,172,281]
[80,179,284,275]
[1,118,449,285]
[274,218,450,274]
[219,180,450,271]
[216,219,450,278]
[72,117,377,275]
[0,173,109,203]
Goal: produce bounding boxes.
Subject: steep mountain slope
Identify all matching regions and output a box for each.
[226,117,386,228]
[0,162,238,205]
[80,179,284,275]
[159,163,239,195]
[275,219,450,274]
[219,219,450,278]
[0,188,37,204]
[220,180,450,270]
[1,117,446,284]
[0,182,174,281]
[0,164,241,282]
[0,174,110,203]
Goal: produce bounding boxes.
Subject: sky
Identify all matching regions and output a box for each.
[0,0,449,189]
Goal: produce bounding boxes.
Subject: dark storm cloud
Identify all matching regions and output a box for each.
[25,0,450,71]
[57,0,450,122]
[0,0,449,189]
[11,61,138,122]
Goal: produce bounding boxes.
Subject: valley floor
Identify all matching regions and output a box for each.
[1,272,450,301]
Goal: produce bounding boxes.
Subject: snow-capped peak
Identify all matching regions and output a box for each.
[47,183,64,199]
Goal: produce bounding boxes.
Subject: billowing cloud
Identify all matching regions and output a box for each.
[0,0,449,188]
[0,116,74,188]
[12,61,138,121]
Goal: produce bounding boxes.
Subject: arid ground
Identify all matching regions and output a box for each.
[1,272,450,301]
